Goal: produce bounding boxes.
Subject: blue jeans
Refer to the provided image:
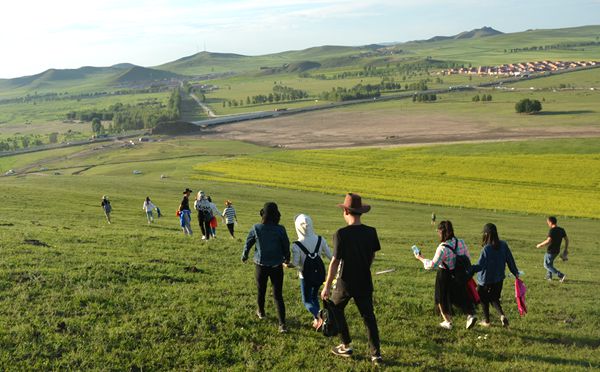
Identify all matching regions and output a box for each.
[300,278,320,318]
[544,252,563,279]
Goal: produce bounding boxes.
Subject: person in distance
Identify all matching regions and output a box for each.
[536,216,569,282]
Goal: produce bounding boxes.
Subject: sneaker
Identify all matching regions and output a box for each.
[278,324,288,333]
[256,310,265,320]
[331,344,353,357]
[479,320,491,327]
[201,235,206,240]
[371,356,383,366]
[500,315,509,327]
[560,275,567,283]
[439,320,453,330]
[466,315,477,329]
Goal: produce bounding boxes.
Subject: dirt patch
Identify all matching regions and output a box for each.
[201,110,600,149]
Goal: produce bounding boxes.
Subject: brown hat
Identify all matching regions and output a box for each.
[337,193,370,214]
[183,188,193,195]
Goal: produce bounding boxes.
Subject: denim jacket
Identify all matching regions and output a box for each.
[471,240,519,285]
[242,223,290,266]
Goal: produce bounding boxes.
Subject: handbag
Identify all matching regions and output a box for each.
[318,299,339,337]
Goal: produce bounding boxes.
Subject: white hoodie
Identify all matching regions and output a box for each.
[292,214,332,279]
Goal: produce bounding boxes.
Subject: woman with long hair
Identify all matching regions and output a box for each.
[471,223,520,327]
[415,220,477,330]
[241,202,291,333]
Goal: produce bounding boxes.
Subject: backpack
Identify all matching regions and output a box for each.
[294,237,325,287]
[443,238,472,279]
[196,200,213,221]
[318,299,339,337]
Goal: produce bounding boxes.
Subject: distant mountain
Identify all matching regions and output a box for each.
[114,66,183,83]
[425,27,503,42]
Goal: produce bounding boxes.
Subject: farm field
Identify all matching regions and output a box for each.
[0,138,599,370]
[194,138,600,218]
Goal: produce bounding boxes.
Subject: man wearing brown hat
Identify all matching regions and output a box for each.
[321,193,382,366]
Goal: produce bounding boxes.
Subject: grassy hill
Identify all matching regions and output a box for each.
[426,26,503,42]
[0,138,598,370]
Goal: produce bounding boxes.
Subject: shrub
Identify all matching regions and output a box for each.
[515,99,542,114]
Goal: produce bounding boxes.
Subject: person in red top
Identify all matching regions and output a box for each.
[321,193,382,366]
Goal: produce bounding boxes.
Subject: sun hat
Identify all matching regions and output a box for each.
[337,193,371,214]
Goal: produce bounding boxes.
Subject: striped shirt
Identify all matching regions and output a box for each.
[222,206,236,224]
[423,238,470,271]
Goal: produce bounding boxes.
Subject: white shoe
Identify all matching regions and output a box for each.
[201,235,206,240]
[439,321,453,329]
[466,315,477,329]
[560,275,567,283]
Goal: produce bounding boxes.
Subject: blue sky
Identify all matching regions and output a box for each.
[1,0,599,78]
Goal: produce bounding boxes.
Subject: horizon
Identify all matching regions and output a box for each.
[2,0,600,79]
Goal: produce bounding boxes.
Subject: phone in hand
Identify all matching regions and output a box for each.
[411,245,421,256]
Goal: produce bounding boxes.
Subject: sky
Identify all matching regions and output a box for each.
[1,0,599,78]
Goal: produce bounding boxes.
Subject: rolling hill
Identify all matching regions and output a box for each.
[1,25,599,99]
[426,26,503,42]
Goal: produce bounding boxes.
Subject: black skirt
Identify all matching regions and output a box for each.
[434,268,473,315]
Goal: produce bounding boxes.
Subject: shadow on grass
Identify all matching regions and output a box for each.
[537,110,595,115]
[470,349,595,368]
[520,330,600,349]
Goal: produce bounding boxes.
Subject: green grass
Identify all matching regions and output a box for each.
[0,138,599,370]
[194,139,600,218]
[0,92,170,126]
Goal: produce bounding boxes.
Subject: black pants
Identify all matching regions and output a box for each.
[226,223,235,237]
[197,212,211,239]
[332,288,381,357]
[477,281,504,322]
[255,264,286,326]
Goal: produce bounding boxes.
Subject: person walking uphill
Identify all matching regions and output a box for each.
[415,220,477,330]
[536,216,569,282]
[321,193,382,366]
[142,196,156,224]
[241,202,291,333]
[101,195,112,224]
[178,188,193,235]
[470,223,520,327]
[291,214,332,330]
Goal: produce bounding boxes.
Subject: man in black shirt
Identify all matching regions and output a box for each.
[321,193,382,366]
[536,216,569,282]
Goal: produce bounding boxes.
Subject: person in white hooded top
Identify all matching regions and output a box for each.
[291,214,332,329]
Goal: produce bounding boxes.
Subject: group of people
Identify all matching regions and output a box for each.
[415,216,569,330]
[177,188,238,239]
[241,193,383,365]
[102,189,569,366]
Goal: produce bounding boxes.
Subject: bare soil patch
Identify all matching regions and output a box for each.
[200,110,600,149]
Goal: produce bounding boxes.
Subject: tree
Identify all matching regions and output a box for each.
[472,95,480,102]
[48,132,59,144]
[515,98,542,114]
[91,117,103,134]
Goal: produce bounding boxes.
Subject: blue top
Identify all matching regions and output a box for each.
[242,223,290,266]
[470,240,519,285]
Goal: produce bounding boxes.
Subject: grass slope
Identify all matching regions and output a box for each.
[0,139,598,370]
[194,139,600,218]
